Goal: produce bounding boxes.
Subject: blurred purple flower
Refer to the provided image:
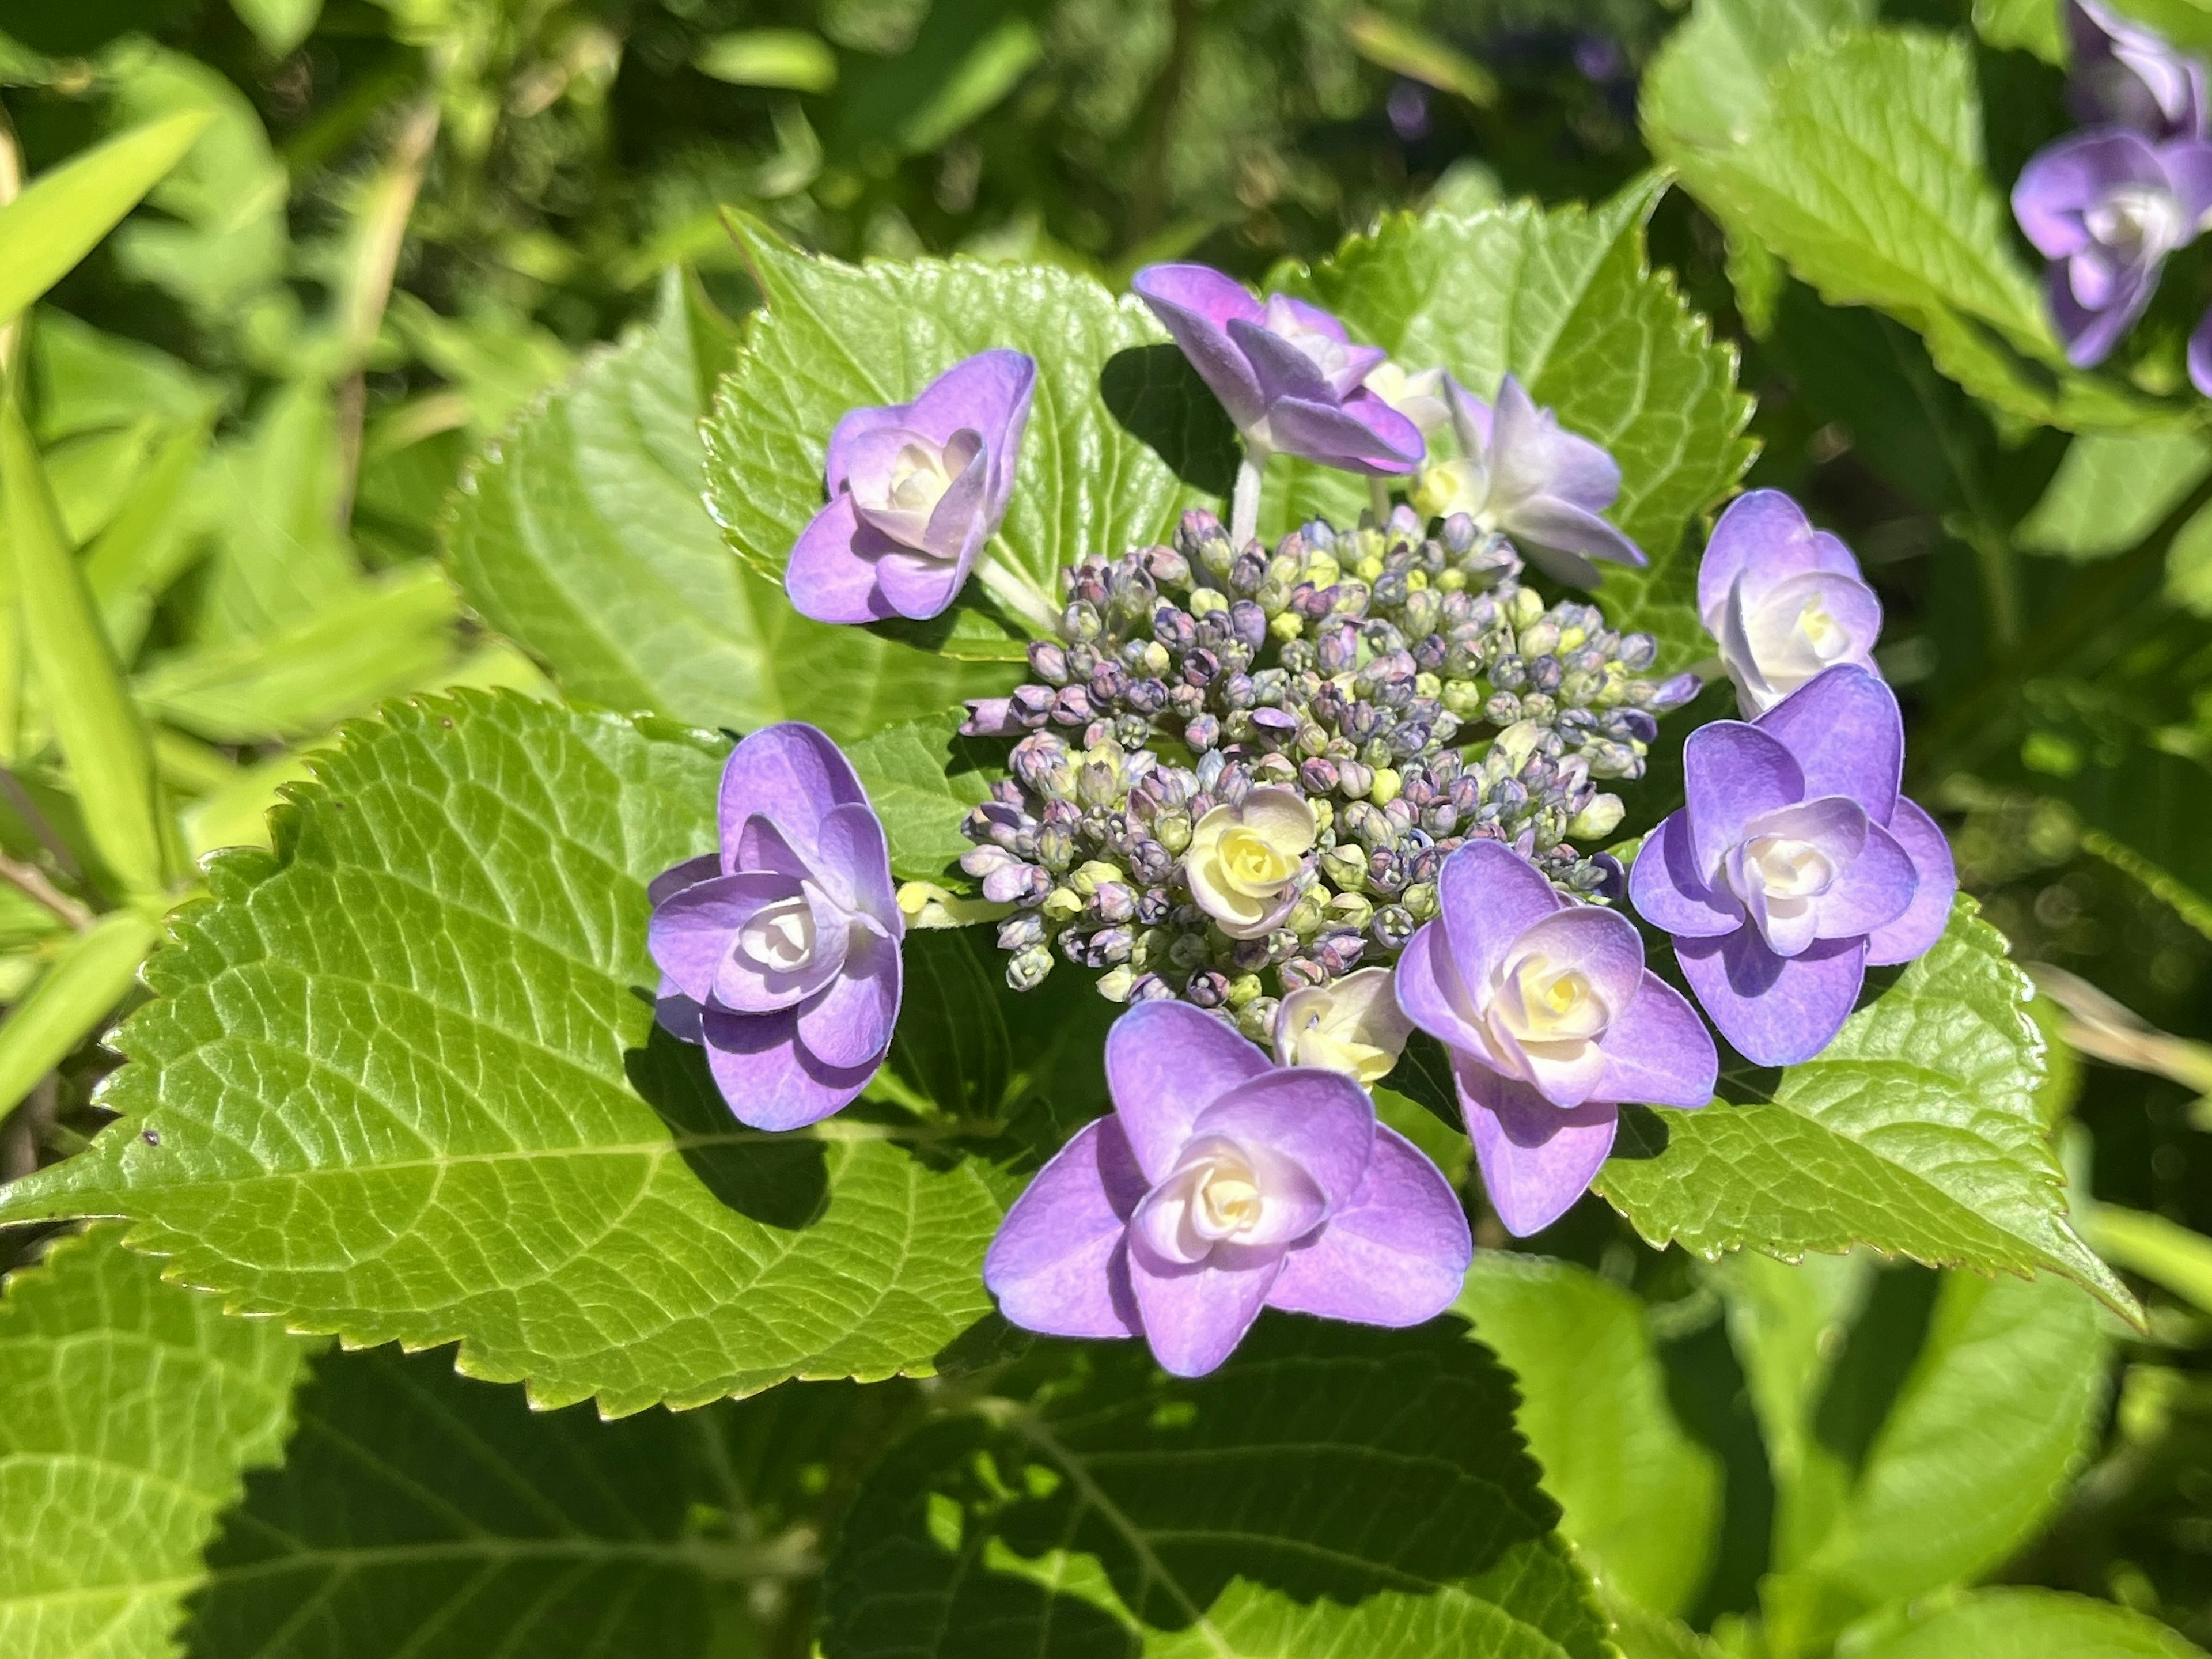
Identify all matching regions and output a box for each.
[2192,305,2212,395]
[1630,666,1956,1067]
[2070,0,2208,140]
[786,349,1036,624]
[1396,839,1716,1237]
[2014,128,2212,366]
[1699,490,1883,717]
[984,1001,1471,1377]
[650,723,903,1129]
[1387,81,1431,140]
[1414,374,1646,589]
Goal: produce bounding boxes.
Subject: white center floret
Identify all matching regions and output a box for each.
[1187,1152,1264,1242]
[1490,949,1612,1050]
[1736,834,1836,903]
[737,896,817,974]
[2086,184,2187,261]
[1264,305,1358,387]
[884,440,955,517]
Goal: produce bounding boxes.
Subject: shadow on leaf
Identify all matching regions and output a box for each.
[624,1022,831,1230]
[1100,343,1240,497]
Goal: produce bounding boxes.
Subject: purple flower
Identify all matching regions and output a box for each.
[983,1001,1471,1378]
[1413,374,1646,589]
[786,350,1036,625]
[2192,305,2212,395]
[2070,1,2208,141]
[1131,264,1425,479]
[649,723,904,1129]
[2014,128,2212,367]
[1699,490,1883,717]
[1396,839,1717,1237]
[1629,666,1957,1068]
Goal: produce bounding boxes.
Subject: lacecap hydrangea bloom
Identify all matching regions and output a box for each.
[1397,840,1717,1236]
[1273,965,1412,1085]
[1700,490,1883,717]
[786,349,1036,624]
[983,1001,1471,1377]
[650,723,903,1128]
[1630,666,1956,1066]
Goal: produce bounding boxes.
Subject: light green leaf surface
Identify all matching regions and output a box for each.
[2107,0,2212,55]
[183,1344,842,1658]
[0,111,212,326]
[823,1320,1612,1659]
[0,691,1027,1415]
[1645,22,2179,431]
[2,401,174,897]
[844,712,998,882]
[702,211,1224,636]
[0,1225,309,1659]
[1974,0,2067,60]
[2085,1204,2212,1315]
[1595,899,2135,1317]
[0,911,158,1121]
[1270,176,1755,669]
[1762,1272,2106,1650]
[1849,1587,2207,1659]
[1454,1255,1721,1618]
[2017,430,2212,561]
[448,272,1015,741]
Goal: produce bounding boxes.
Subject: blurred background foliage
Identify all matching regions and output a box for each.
[3,0,2212,1650]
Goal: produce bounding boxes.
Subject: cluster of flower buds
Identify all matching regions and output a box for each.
[958,506,1699,1028]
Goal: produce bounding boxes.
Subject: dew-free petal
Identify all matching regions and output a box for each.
[1628,812,1745,939]
[1127,1241,1284,1378]
[786,494,902,626]
[717,724,871,869]
[700,1004,879,1130]
[794,927,900,1070]
[1865,797,1958,965]
[1438,838,1566,993]
[1265,1126,1472,1325]
[1104,1001,1272,1183]
[984,1117,1147,1340]
[1813,815,1919,943]
[1131,264,1268,430]
[1676,929,1867,1068]
[1189,1068,1376,1215]
[1682,722,1806,877]
[1393,918,1488,1054]
[1593,973,1719,1108]
[1455,1060,1620,1238]
[651,871,802,1005]
[1753,666,1902,821]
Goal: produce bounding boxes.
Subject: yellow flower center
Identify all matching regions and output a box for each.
[1215,826,1298,896]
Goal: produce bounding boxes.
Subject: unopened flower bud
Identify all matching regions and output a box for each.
[1008,945,1054,990]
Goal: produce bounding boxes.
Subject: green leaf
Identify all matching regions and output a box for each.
[1973,0,2066,62]
[0,1225,309,1658]
[1849,1587,2209,1659]
[844,712,998,882]
[2085,1204,2212,1315]
[1454,1255,1722,1618]
[822,1320,1613,1659]
[1270,175,1756,671]
[1594,899,2137,1317]
[0,910,158,1120]
[2105,0,2212,55]
[0,111,212,327]
[0,691,1024,1415]
[84,415,213,662]
[1,399,175,896]
[2017,431,2212,561]
[702,211,1222,639]
[696,28,840,93]
[1641,0,1874,154]
[184,1344,858,1658]
[448,271,1015,742]
[1645,23,2182,432]
[228,0,323,58]
[1760,1273,2107,1650]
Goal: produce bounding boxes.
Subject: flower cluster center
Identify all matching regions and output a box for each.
[1494,951,1609,1047]
[1737,833,1836,903]
[2088,183,2187,257]
[738,894,820,974]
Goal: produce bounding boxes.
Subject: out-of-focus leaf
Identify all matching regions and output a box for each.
[1974,0,2069,61]
[1849,1586,2209,1657]
[41,414,161,544]
[0,109,211,327]
[696,28,839,93]
[134,565,460,743]
[0,910,157,1120]
[1271,175,1756,671]
[1596,900,2136,1317]
[0,1226,309,1659]
[386,293,574,436]
[181,748,318,858]
[449,271,1014,740]
[1344,9,1498,106]
[29,309,213,441]
[2106,0,2212,55]
[2086,1205,2212,1315]
[0,692,1022,1415]
[1760,1272,2107,1650]
[84,416,211,661]
[1455,1255,1722,1617]
[1,400,172,896]
[228,0,322,59]
[823,1320,1612,1659]
[2017,431,2212,560]
[1641,0,1873,152]
[703,211,1219,643]
[193,378,357,643]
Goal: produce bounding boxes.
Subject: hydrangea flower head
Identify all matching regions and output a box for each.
[1396,839,1717,1235]
[1413,374,1646,589]
[649,723,903,1128]
[1630,666,1957,1067]
[2070,0,2208,140]
[2013,128,2212,366]
[1131,265,1425,477]
[786,349,1036,624]
[1361,361,1452,437]
[983,1001,1471,1377]
[1273,966,1413,1084]
[1699,490,1883,717]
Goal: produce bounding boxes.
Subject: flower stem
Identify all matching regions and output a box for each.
[1230,445,1268,548]
[1368,476,1392,525]
[977,555,1061,636]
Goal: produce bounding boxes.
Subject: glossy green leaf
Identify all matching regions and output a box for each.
[1849,1587,2208,1659]
[0,111,212,327]
[1,400,175,896]
[702,211,1221,639]
[1455,1255,1721,1618]
[1645,22,2181,431]
[0,910,158,1120]
[184,1345,859,1658]
[844,712,998,883]
[1596,899,2135,1317]
[0,691,1025,1416]
[2085,1204,2212,1315]
[1973,0,2067,60]
[1270,175,1756,671]
[696,28,840,92]
[448,272,1014,741]
[0,1225,309,1658]
[823,1320,1612,1659]
[1761,1271,2106,1651]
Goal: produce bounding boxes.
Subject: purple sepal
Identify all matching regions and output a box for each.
[1697,490,1883,716]
[1454,1062,1620,1238]
[2192,304,2212,396]
[2070,1,2209,141]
